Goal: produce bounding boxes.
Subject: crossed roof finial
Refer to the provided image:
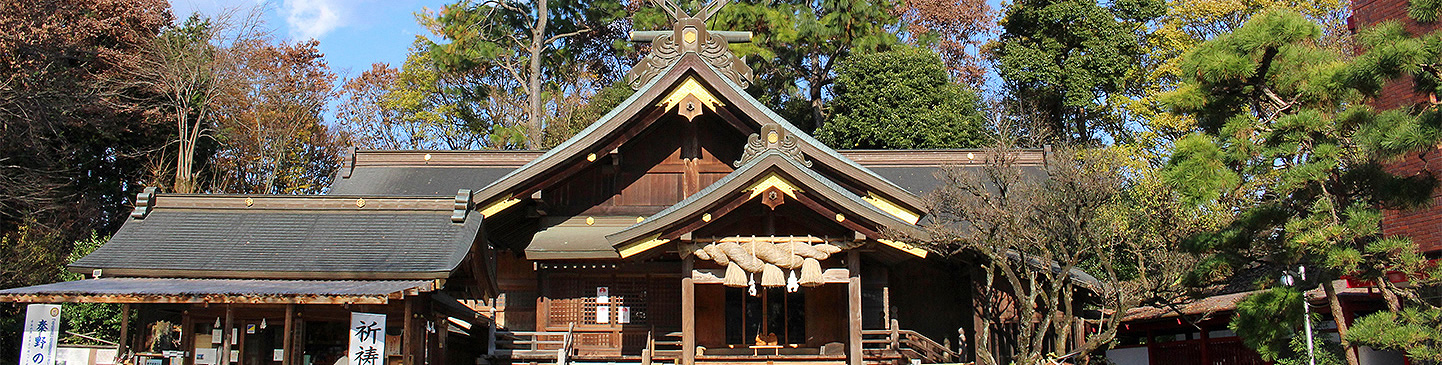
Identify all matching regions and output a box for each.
[624,0,753,89]
[651,0,729,22]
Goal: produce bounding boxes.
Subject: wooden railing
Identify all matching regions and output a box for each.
[861,319,961,364]
[493,323,578,362]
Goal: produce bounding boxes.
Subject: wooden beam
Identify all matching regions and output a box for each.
[282,304,295,365]
[847,251,862,365]
[514,106,671,198]
[660,192,754,240]
[219,305,233,365]
[116,304,130,363]
[682,256,696,365]
[711,104,757,136]
[405,297,419,365]
[692,268,849,284]
[791,191,883,239]
[0,294,394,304]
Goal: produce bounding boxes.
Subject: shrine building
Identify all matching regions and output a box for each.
[0,2,1054,365]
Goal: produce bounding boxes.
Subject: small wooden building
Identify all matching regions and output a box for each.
[0,192,497,365]
[0,3,1049,365]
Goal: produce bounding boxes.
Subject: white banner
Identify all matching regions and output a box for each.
[348,313,386,365]
[19,304,61,365]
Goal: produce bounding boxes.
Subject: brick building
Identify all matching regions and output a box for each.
[1354,0,1442,254]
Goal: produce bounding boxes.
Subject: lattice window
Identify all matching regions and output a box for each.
[544,273,680,329]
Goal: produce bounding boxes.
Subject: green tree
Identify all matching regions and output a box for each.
[1161,10,1442,364]
[990,0,1163,144]
[58,233,125,346]
[421,0,628,149]
[1346,307,1442,362]
[815,47,987,149]
[1138,0,1352,142]
[543,81,634,148]
[633,0,901,132]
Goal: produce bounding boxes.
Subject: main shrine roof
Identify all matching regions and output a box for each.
[70,192,482,280]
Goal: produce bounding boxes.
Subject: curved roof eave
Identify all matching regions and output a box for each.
[469,54,927,216]
[605,151,930,247]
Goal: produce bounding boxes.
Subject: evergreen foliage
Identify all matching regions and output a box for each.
[1163,8,1442,359]
[815,47,987,149]
[1346,307,1442,361]
[1230,287,1305,360]
[634,0,902,132]
[58,233,124,346]
[991,0,1163,144]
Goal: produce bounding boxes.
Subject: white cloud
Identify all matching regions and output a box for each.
[283,0,346,40]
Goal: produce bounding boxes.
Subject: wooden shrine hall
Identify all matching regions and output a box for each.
[0,1,1049,365]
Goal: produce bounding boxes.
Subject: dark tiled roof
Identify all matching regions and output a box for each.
[839,150,1046,196]
[329,149,1047,198]
[0,278,431,297]
[330,150,541,196]
[71,195,482,280]
[524,221,629,260]
[1122,283,1375,321]
[332,166,520,195]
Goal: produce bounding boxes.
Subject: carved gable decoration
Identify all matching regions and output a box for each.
[736,124,810,168]
[625,0,754,89]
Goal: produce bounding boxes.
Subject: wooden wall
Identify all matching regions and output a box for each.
[890,260,972,355]
[544,114,744,217]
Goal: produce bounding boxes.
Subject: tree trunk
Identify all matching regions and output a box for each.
[1377,279,1402,312]
[809,80,824,132]
[526,0,548,150]
[1324,281,1360,365]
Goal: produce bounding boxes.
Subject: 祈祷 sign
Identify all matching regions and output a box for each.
[20,304,61,365]
[349,313,386,365]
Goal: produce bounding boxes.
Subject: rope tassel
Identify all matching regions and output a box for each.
[799,258,824,287]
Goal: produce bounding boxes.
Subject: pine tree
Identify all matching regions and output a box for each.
[1162,9,1442,363]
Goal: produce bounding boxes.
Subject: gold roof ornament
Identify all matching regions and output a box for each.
[624,0,754,89]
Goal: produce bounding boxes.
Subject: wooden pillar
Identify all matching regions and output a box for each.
[116,304,131,362]
[847,251,862,365]
[882,287,891,326]
[282,304,295,365]
[1199,325,1210,365]
[405,298,420,365]
[219,305,234,365]
[436,314,448,365]
[181,310,194,365]
[682,256,697,365]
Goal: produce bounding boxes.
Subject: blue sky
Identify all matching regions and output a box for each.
[168,0,451,80]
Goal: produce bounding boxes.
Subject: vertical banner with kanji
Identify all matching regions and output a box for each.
[19,304,61,365]
[349,312,386,365]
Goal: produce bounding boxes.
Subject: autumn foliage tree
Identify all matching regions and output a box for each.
[893,0,994,87]
[208,38,343,194]
[0,0,172,360]
[919,146,1199,365]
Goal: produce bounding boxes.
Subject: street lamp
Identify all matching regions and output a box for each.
[1282,265,1314,365]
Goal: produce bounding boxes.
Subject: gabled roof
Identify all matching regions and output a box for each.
[71,191,482,280]
[328,149,1048,198]
[0,278,434,304]
[331,150,542,195]
[606,149,930,258]
[469,54,927,220]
